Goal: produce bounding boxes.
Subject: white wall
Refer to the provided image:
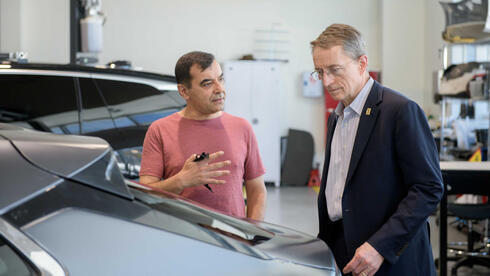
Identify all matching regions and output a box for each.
[425,0,446,117]
[382,0,427,105]
[0,0,69,63]
[1,0,448,173]
[381,0,445,118]
[21,0,69,63]
[99,0,382,73]
[0,0,21,52]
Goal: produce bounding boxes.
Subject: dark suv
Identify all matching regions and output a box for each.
[0,62,185,179]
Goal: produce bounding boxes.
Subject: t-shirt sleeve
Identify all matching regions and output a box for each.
[139,123,165,178]
[243,122,266,181]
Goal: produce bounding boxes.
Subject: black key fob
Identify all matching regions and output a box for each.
[194,152,209,162]
[193,152,213,192]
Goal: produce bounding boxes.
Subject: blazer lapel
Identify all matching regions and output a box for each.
[345,81,383,185]
[320,114,338,195]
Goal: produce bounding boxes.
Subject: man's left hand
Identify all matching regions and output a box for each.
[342,242,384,276]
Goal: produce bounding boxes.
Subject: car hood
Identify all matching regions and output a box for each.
[130,183,337,271]
[253,220,336,270]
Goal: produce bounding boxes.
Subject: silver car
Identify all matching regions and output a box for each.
[0,124,339,275]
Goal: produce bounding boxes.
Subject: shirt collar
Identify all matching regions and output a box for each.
[334,77,374,116]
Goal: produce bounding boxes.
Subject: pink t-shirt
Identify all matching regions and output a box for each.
[140,112,265,217]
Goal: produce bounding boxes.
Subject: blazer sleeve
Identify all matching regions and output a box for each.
[367,100,444,264]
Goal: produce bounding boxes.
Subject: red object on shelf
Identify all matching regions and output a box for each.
[308,168,320,187]
[324,88,338,138]
[369,71,381,83]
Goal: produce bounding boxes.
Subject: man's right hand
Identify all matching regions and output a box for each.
[139,151,231,194]
[177,151,231,188]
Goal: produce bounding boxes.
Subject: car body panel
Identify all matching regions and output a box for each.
[0,124,133,200]
[255,223,337,269]
[0,134,61,215]
[131,187,337,271]
[0,218,66,275]
[1,125,109,177]
[23,208,336,276]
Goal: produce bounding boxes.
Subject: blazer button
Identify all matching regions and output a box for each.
[344,209,351,212]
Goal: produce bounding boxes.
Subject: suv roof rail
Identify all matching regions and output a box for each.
[0,62,176,82]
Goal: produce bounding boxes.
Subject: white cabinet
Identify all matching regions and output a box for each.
[223,60,282,186]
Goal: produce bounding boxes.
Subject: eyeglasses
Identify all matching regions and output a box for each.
[311,58,358,81]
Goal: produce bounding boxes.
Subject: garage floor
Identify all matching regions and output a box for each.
[264,186,490,276]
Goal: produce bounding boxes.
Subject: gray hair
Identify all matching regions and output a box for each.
[310,24,367,59]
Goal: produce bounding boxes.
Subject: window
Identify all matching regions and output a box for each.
[94,79,183,128]
[450,44,490,64]
[0,237,35,276]
[79,77,118,134]
[0,75,79,134]
[93,78,184,178]
[114,147,142,179]
[475,44,488,61]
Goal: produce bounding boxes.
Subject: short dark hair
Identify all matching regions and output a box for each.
[175,51,215,87]
[310,24,366,60]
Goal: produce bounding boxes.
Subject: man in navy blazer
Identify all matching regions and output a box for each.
[311,24,443,276]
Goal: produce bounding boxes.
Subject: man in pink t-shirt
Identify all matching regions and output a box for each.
[139,51,266,220]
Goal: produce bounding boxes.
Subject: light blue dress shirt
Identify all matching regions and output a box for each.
[325,77,374,221]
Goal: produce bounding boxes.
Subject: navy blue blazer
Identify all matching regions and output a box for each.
[318,81,444,275]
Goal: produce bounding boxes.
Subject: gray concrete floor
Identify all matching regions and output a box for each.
[264,186,490,276]
[264,186,319,236]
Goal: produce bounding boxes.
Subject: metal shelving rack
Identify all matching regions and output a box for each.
[438,43,490,161]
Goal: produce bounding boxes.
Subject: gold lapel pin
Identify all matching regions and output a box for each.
[366,108,371,116]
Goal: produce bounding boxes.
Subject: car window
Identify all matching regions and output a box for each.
[78,77,122,141]
[94,78,184,178]
[0,237,36,276]
[114,146,142,179]
[94,79,183,131]
[0,75,79,134]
